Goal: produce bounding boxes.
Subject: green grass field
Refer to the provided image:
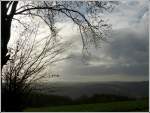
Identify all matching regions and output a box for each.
[25,99,149,112]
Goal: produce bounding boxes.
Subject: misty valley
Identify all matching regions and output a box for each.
[33,81,149,99]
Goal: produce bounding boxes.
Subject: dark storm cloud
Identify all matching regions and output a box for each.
[108,28,149,64]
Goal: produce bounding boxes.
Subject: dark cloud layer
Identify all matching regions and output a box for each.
[108,28,149,64]
[65,63,148,76]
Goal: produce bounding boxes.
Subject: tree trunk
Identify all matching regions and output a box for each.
[1,1,18,69]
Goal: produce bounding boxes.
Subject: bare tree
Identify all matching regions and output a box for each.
[1,1,118,68]
[1,1,118,111]
[1,24,70,111]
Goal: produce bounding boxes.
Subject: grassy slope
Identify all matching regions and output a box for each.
[25,99,149,112]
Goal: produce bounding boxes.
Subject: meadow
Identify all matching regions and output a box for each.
[25,99,148,112]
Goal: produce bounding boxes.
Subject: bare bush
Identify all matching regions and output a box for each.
[1,24,70,111]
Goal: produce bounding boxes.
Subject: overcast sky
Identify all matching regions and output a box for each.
[10,0,149,82]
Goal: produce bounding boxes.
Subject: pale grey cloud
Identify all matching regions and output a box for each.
[53,0,149,82]
[27,0,148,82]
[106,0,149,29]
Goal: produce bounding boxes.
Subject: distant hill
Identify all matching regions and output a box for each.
[33,81,149,99]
